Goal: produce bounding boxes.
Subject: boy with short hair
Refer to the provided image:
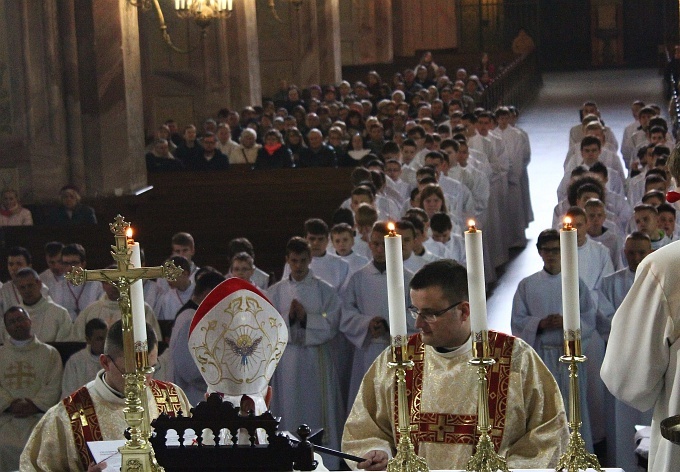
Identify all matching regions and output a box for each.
[634,204,671,250]
[657,203,678,240]
[227,237,270,290]
[330,223,369,275]
[39,241,65,295]
[156,256,193,320]
[584,198,623,270]
[354,203,379,260]
[51,244,104,320]
[430,212,466,266]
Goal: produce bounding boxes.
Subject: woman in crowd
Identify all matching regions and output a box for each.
[418,184,448,219]
[341,133,371,167]
[254,129,293,170]
[0,188,33,226]
[285,127,307,165]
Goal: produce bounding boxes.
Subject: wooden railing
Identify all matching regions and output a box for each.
[479,50,542,111]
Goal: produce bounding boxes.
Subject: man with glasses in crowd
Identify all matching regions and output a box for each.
[343,259,569,470]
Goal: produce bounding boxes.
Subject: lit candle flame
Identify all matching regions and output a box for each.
[563,216,573,231]
[387,222,396,237]
[467,219,477,232]
[126,227,134,243]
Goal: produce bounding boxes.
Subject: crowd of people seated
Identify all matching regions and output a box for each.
[144,51,502,173]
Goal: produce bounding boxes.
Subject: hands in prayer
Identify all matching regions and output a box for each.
[9,398,39,418]
[369,317,388,339]
[538,313,563,332]
[358,450,389,470]
[289,299,307,326]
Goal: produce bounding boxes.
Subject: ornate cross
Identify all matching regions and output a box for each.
[5,361,36,389]
[66,215,182,370]
[65,215,183,471]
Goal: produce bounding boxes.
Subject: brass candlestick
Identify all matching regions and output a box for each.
[386,335,429,472]
[66,215,183,472]
[466,331,509,472]
[556,329,602,472]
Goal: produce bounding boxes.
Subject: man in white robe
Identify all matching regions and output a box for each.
[0,246,49,315]
[344,260,569,470]
[268,237,343,469]
[598,232,653,471]
[511,229,597,451]
[61,318,107,398]
[38,241,65,296]
[9,268,72,344]
[329,223,370,276]
[340,222,415,411]
[601,235,680,472]
[169,270,225,405]
[156,256,194,320]
[444,139,490,222]
[281,218,350,292]
[0,306,63,471]
[52,244,105,320]
[601,149,680,472]
[495,107,530,247]
[73,279,160,342]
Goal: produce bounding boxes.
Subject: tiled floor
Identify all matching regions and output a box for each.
[487,68,666,334]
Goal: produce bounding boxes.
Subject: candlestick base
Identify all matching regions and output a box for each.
[555,429,601,472]
[386,431,430,472]
[466,430,509,472]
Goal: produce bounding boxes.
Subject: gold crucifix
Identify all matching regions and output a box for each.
[66,215,182,372]
[65,215,181,472]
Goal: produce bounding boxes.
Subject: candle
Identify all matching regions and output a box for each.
[175,0,181,10]
[464,220,488,333]
[560,217,580,332]
[127,229,148,349]
[385,223,407,337]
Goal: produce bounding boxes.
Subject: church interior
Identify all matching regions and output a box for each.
[2,0,680,470]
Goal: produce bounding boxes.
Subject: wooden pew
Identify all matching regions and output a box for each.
[0,167,354,282]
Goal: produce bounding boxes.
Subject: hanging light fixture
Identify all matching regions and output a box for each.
[128,0,232,53]
[129,0,303,51]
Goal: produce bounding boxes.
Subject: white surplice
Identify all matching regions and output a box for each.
[602,241,680,472]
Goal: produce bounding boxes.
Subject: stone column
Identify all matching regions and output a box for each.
[222,0,262,109]
[258,0,341,96]
[71,0,146,197]
[339,0,393,65]
[1,0,71,202]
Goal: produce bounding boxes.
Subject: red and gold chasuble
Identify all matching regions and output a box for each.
[395,331,515,454]
[63,379,183,470]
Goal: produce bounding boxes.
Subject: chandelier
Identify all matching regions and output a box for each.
[128,0,232,53]
[128,0,303,52]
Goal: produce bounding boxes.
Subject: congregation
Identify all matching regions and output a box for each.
[1,51,678,472]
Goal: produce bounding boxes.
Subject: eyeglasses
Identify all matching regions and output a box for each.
[539,247,560,254]
[408,301,462,322]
